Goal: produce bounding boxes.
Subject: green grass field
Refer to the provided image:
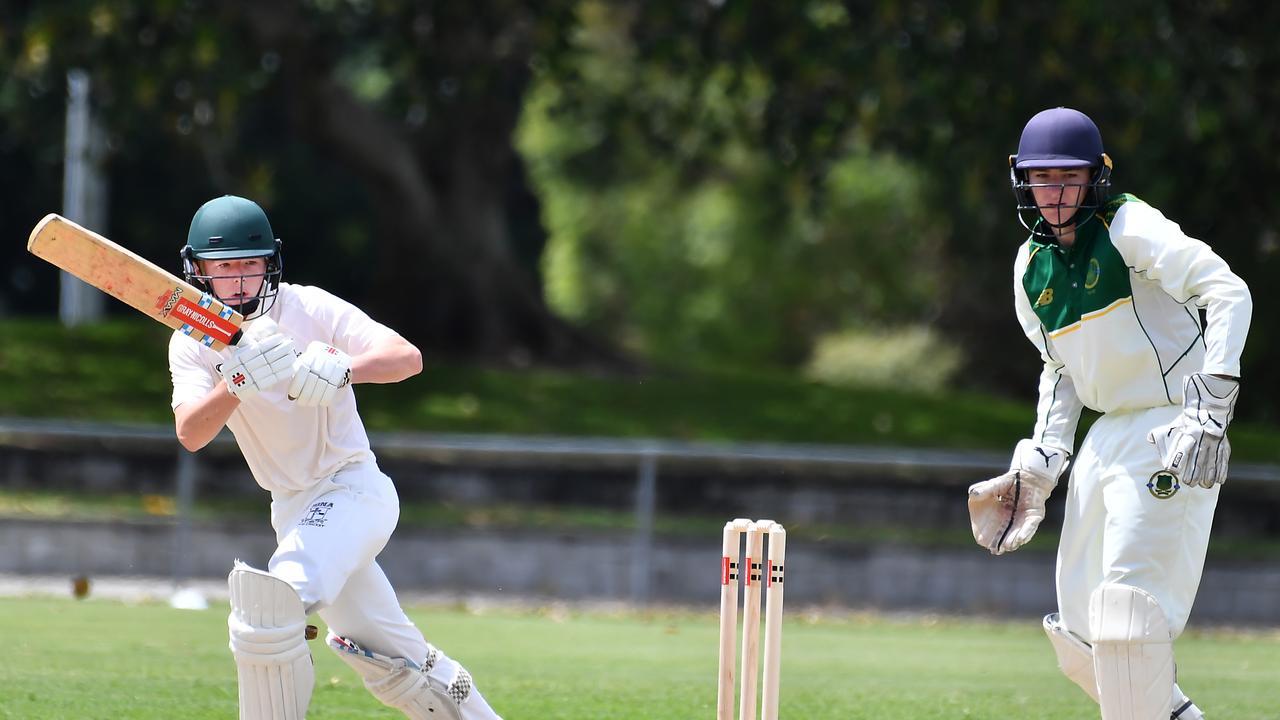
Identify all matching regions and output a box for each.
[1,596,1276,719]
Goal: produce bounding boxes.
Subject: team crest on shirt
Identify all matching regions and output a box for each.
[1147,472,1180,499]
[1035,288,1054,307]
[1084,258,1101,290]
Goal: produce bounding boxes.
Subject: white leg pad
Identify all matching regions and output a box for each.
[1043,613,1100,703]
[328,632,498,720]
[228,561,315,720]
[1089,584,1175,720]
[1046,612,1204,718]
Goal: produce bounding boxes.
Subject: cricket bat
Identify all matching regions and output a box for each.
[27,213,245,350]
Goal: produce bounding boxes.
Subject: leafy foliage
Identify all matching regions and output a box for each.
[522,72,947,367]
[525,0,1280,415]
[2,2,1277,416]
[806,326,962,394]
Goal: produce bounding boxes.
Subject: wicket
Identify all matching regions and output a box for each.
[717,518,786,720]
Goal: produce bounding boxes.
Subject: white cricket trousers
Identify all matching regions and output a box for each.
[266,461,502,719]
[267,460,427,665]
[1056,404,1221,641]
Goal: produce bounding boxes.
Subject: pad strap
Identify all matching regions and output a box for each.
[327,633,474,720]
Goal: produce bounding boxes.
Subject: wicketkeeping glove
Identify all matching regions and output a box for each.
[1148,372,1239,488]
[287,341,352,407]
[219,317,296,400]
[968,439,1068,555]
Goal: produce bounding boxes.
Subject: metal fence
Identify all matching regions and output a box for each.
[3,416,1279,603]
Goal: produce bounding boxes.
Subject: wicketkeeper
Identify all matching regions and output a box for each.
[169,195,503,719]
[967,108,1252,720]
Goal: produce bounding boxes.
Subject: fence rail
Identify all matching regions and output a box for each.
[3,417,1279,603]
[5,417,1279,481]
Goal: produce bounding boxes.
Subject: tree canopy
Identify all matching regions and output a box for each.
[527,0,1280,412]
[2,1,1276,417]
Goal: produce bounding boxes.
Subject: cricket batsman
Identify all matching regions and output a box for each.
[966,108,1252,719]
[169,195,503,719]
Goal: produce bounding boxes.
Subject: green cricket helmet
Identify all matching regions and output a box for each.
[181,195,283,319]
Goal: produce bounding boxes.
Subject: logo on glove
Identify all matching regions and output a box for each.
[231,372,247,387]
[1147,471,1180,499]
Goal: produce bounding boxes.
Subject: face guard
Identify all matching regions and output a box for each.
[182,195,284,319]
[181,250,283,318]
[1009,107,1113,239]
[1009,153,1113,238]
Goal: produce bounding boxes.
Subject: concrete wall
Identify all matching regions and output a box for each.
[4,517,1278,626]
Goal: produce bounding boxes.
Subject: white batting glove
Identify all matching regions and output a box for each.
[219,318,296,401]
[1148,373,1239,488]
[968,439,1068,555]
[287,341,352,407]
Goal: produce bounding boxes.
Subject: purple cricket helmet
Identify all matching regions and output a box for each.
[1009,107,1113,237]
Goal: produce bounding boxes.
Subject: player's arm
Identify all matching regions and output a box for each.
[350,334,423,385]
[1012,244,1085,452]
[1111,202,1252,486]
[967,248,1081,555]
[287,333,421,407]
[171,318,296,451]
[174,384,240,452]
[1109,201,1252,377]
[1019,308,1085,455]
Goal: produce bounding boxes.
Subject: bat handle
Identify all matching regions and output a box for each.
[229,329,245,346]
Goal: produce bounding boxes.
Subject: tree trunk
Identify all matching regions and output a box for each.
[231,3,625,367]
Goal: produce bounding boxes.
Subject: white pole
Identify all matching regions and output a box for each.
[629,452,658,604]
[61,69,106,326]
[169,449,208,610]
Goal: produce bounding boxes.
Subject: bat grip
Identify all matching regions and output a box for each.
[229,329,245,346]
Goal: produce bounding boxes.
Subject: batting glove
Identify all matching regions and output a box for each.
[968,439,1068,555]
[1148,373,1239,488]
[219,323,296,401]
[287,341,352,407]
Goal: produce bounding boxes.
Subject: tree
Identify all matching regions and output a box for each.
[5,1,1276,417]
[530,0,1280,416]
[2,0,617,365]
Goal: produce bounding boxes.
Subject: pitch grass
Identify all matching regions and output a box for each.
[0,597,1276,719]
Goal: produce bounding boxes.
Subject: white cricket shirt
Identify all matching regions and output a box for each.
[1013,194,1252,453]
[169,283,399,494]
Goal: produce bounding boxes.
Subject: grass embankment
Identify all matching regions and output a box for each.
[4,317,1280,558]
[3,317,1279,460]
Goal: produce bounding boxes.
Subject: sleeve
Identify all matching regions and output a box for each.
[169,332,217,409]
[304,286,401,357]
[1109,201,1252,377]
[1013,245,1085,453]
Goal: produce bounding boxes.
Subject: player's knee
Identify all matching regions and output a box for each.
[1088,584,1176,718]
[327,632,475,720]
[267,553,337,610]
[1087,583,1172,645]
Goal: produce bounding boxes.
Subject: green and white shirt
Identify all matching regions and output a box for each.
[1013,194,1252,453]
